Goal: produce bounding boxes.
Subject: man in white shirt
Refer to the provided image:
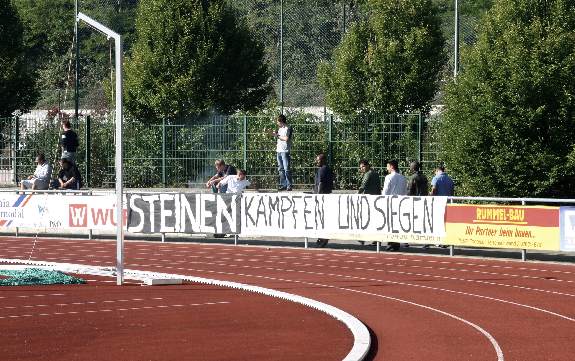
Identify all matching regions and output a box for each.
[382,159,407,251]
[269,114,293,191]
[20,153,52,190]
[218,169,251,194]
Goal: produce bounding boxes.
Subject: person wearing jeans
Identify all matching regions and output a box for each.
[271,114,293,191]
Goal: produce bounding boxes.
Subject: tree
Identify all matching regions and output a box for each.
[441,0,575,197]
[12,0,139,110]
[0,0,37,117]
[125,0,271,121]
[318,0,446,116]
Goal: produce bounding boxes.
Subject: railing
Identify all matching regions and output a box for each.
[0,113,442,190]
[1,190,573,262]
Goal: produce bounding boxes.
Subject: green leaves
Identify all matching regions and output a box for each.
[125,0,271,121]
[319,0,446,116]
[0,0,38,117]
[441,0,575,197]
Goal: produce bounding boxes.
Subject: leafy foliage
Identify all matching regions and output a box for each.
[441,0,575,197]
[0,0,38,117]
[124,0,271,121]
[318,0,446,116]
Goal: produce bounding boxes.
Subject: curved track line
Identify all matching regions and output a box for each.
[132,262,506,360]
[126,255,575,298]
[0,259,370,361]
[124,259,575,323]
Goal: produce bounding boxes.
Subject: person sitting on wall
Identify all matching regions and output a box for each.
[218,169,251,194]
[20,153,52,191]
[53,158,82,190]
[205,159,237,193]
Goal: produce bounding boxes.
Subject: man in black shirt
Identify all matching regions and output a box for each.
[56,158,81,190]
[60,120,79,163]
[408,161,429,196]
[314,153,334,248]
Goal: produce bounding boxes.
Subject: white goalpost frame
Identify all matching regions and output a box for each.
[76,12,124,285]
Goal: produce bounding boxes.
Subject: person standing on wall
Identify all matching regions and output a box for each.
[269,114,293,191]
[314,153,334,248]
[382,159,408,251]
[60,119,79,163]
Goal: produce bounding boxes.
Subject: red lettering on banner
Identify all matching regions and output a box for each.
[90,208,127,226]
[69,204,88,227]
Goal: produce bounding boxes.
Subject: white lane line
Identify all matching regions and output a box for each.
[151,262,575,323]
[123,256,575,298]
[0,298,162,310]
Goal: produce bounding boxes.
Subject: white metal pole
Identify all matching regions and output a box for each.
[76,13,124,285]
[114,34,124,285]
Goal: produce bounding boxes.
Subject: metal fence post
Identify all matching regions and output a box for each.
[418,113,423,163]
[328,114,333,166]
[521,200,527,261]
[13,116,19,184]
[162,118,166,187]
[85,115,91,187]
[243,115,248,170]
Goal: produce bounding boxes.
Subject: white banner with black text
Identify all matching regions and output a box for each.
[241,194,447,244]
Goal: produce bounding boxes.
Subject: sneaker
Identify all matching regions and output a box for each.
[317,239,329,248]
[286,186,293,191]
[277,186,287,191]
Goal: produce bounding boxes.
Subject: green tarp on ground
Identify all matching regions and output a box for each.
[0,268,86,286]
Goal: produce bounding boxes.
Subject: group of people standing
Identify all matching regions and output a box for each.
[205,114,454,251]
[19,119,81,191]
[316,158,454,249]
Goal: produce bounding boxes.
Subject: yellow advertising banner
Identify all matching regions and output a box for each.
[445,204,560,251]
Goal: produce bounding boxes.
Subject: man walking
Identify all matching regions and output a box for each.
[270,114,293,191]
[314,153,334,248]
[382,160,407,251]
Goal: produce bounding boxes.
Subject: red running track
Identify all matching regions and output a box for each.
[1,236,574,361]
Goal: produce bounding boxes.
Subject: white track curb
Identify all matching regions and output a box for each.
[0,258,371,361]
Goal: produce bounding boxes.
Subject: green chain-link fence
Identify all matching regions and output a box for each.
[26,1,486,112]
[0,112,442,190]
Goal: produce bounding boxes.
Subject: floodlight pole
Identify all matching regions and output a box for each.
[279,0,284,113]
[76,12,124,286]
[74,0,79,120]
[454,0,460,78]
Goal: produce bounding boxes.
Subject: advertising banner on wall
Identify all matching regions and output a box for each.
[240,194,447,243]
[559,207,575,252]
[127,193,240,234]
[445,204,560,251]
[0,194,54,228]
[0,193,122,231]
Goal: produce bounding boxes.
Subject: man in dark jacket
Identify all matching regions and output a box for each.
[408,161,428,196]
[358,159,381,195]
[314,153,334,248]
